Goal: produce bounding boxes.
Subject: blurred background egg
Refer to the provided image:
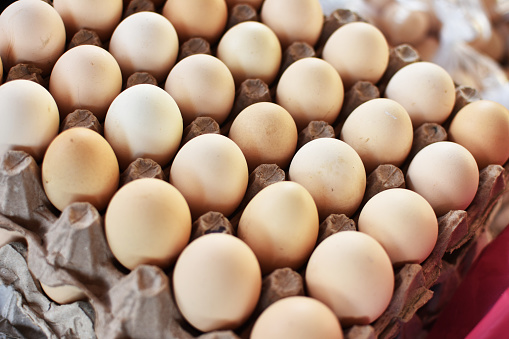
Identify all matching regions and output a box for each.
[173,233,261,332]
[109,11,179,83]
[53,0,122,42]
[42,127,119,212]
[228,102,298,172]
[238,181,319,274]
[49,45,122,120]
[0,80,59,162]
[105,178,192,270]
[164,54,235,126]
[276,57,344,131]
[104,84,183,170]
[0,0,66,75]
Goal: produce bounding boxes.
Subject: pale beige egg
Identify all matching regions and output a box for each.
[164,54,235,126]
[228,102,298,171]
[238,181,319,274]
[173,233,261,332]
[0,80,59,162]
[0,0,66,75]
[358,188,438,265]
[105,178,192,270]
[251,296,344,339]
[109,11,179,83]
[305,231,394,326]
[448,99,509,169]
[276,57,344,131]
[40,282,87,305]
[49,45,122,120]
[42,127,120,212]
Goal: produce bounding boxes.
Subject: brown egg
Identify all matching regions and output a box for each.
[251,296,344,339]
[0,0,66,75]
[105,178,192,270]
[0,80,59,162]
[162,0,228,44]
[49,45,122,120]
[448,99,509,169]
[379,2,430,46]
[260,0,324,48]
[305,231,394,326]
[406,141,479,216]
[276,57,344,131]
[228,102,298,171]
[173,233,262,332]
[42,127,120,212]
[322,22,389,88]
[217,21,282,86]
[238,181,319,274]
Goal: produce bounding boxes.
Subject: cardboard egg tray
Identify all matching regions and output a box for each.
[1,2,509,339]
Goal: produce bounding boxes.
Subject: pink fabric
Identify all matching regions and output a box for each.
[427,224,509,339]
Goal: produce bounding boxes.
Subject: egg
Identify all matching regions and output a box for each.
[0,56,3,84]
[448,99,509,169]
[169,133,249,219]
[53,0,123,41]
[340,98,413,173]
[385,61,456,128]
[104,178,192,270]
[406,141,479,216]
[260,0,324,48]
[305,231,394,326]
[289,138,366,219]
[173,233,262,332]
[104,84,183,170]
[228,102,298,171]
[109,11,179,83]
[0,80,59,162]
[379,2,430,46]
[42,127,120,212]
[49,45,122,120]
[251,296,344,339]
[358,188,438,265]
[162,0,228,44]
[164,54,235,126]
[0,0,66,75]
[276,57,344,131]
[238,181,319,274]
[217,21,282,86]
[40,282,87,305]
[322,22,389,89]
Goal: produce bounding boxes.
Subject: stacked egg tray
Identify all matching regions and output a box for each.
[1,1,509,339]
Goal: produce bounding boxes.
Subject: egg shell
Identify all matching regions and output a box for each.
[53,0,123,41]
[358,188,438,265]
[104,84,183,170]
[260,0,324,48]
[164,54,235,126]
[0,79,59,162]
[448,99,509,169]
[238,181,319,274]
[40,282,87,305]
[169,133,249,219]
[276,57,344,131]
[49,45,122,120]
[379,2,430,46]
[162,0,228,44]
[42,127,120,212]
[385,61,456,128]
[289,138,366,219]
[173,233,262,332]
[340,98,413,173]
[305,231,394,326]
[0,0,66,75]
[406,141,479,216]
[322,21,389,89]
[228,102,298,172]
[105,178,192,270]
[109,11,179,83]
[250,296,344,339]
[217,21,282,86]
